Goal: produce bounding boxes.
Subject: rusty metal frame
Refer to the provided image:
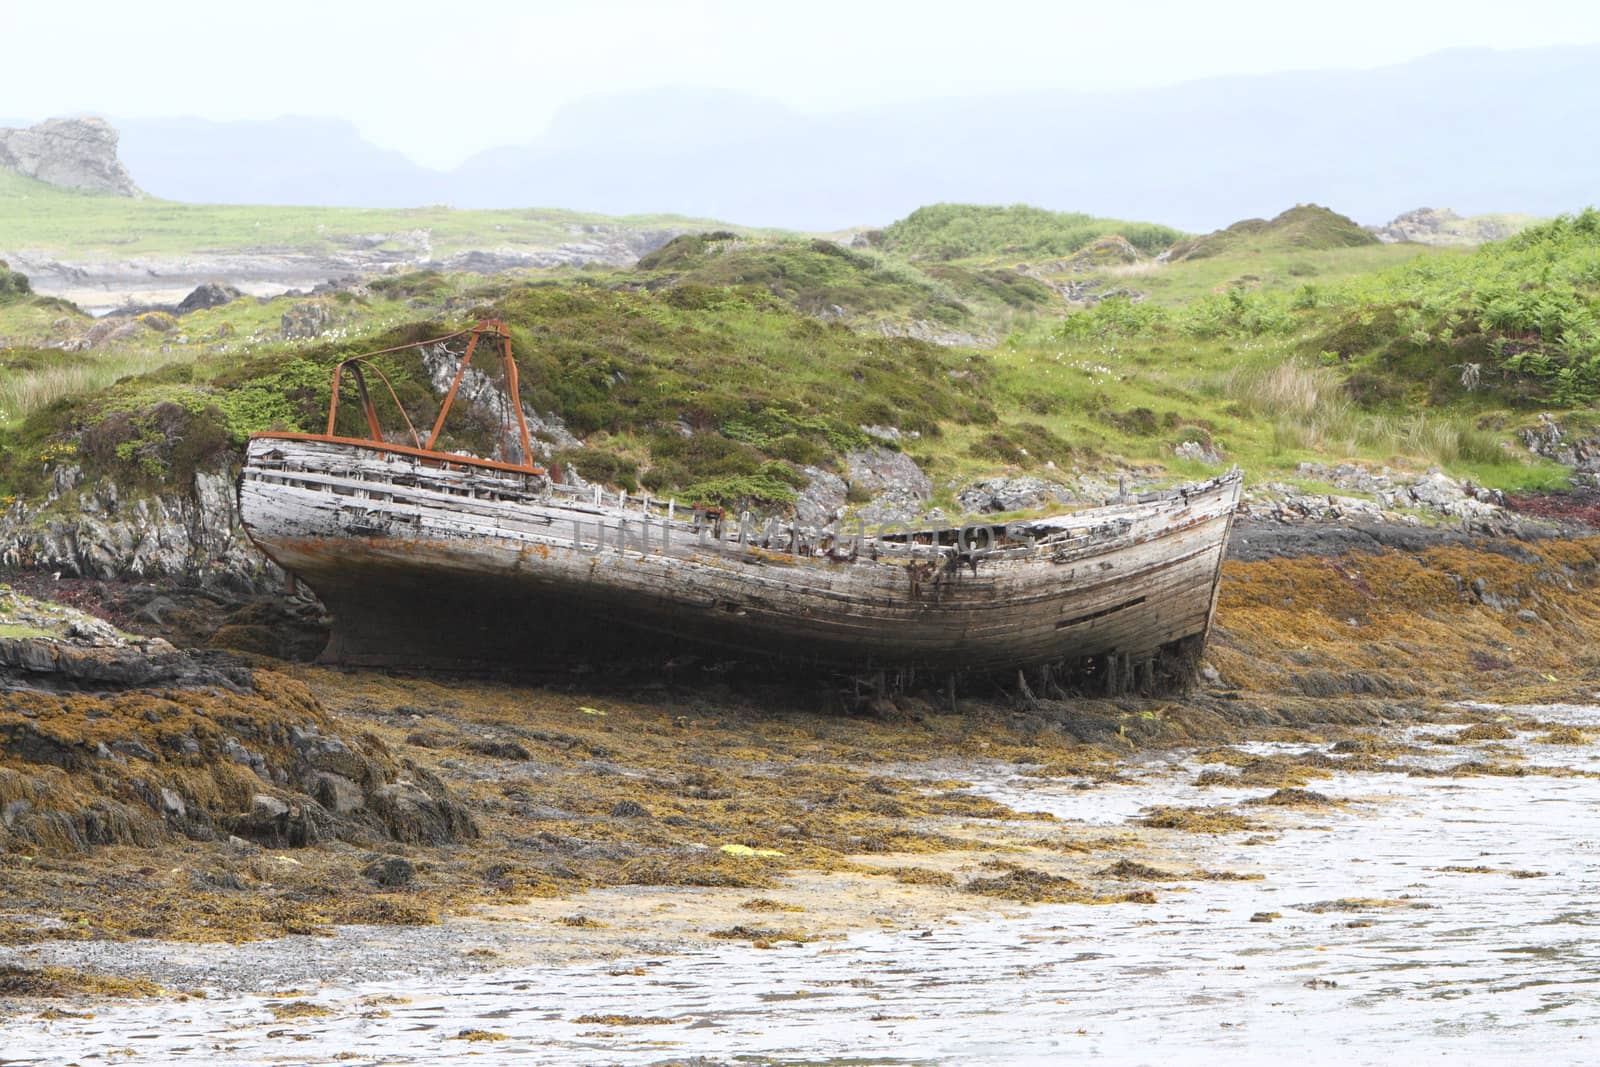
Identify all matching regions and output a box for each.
[258,318,547,478]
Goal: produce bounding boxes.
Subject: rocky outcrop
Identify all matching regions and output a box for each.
[0,586,245,692]
[1,639,478,852]
[280,301,333,339]
[957,477,1073,514]
[876,320,993,348]
[1242,462,1511,530]
[845,447,934,524]
[175,282,243,314]
[0,117,141,196]
[0,467,277,594]
[1370,207,1535,247]
[795,467,847,527]
[1519,414,1600,484]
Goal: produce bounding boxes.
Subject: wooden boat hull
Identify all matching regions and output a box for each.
[239,436,1241,678]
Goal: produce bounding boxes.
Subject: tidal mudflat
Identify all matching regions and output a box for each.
[6,704,1599,1065]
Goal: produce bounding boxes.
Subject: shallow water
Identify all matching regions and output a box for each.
[7,711,1600,1065]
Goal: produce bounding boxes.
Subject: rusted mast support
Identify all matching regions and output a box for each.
[325,361,384,442]
[496,321,535,470]
[425,324,485,451]
[326,364,344,436]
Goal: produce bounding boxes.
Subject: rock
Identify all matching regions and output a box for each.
[1370,207,1529,247]
[134,595,180,626]
[0,468,281,595]
[175,282,243,314]
[362,855,416,887]
[795,467,847,528]
[110,739,158,762]
[291,726,371,782]
[875,320,993,348]
[280,301,333,339]
[82,317,129,347]
[0,117,141,196]
[159,788,187,818]
[610,800,651,818]
[250,794,289,820]
[1468,578,1519,612]
[1267,462,1509,527]
[371,780,477,846]
[229,793,332,847]
[309,772,366,814]
[1516,609,1543,624]
[1520,414,1600,478]
[99,320,148,346]
[462,738,532,761]
[845,447,933,525]
[0,608,247,692]
[1174,440,1221,464]
[957,477,1072,514]
[417,340,579,460]
[1063,234,1142,270]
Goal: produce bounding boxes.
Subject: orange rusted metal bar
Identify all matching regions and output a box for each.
[325,363,345,435]
[498,323,535,469]
[348,364,385,443]
[325,355,424,449]
[425,326,483,451]
[361,361,423,450]
[250,431,548,478]
[302,318,542,476]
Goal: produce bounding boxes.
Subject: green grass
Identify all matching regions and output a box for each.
[0,283,997,507]
[0,169,762,257]
[2,198,1596,514]
[629,234,1056,336]
[870,203,1185,261]
[1062,243,1448,308]
[1166,204,1378,262]
[0,621,53,639]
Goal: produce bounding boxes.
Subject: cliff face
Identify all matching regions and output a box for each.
[0,117,141,196]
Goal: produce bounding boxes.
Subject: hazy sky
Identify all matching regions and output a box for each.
[7,0,1600,167]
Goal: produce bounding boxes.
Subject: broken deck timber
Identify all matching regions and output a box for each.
[239,435,1241,680]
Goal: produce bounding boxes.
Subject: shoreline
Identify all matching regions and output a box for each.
[3,524,1600,1011]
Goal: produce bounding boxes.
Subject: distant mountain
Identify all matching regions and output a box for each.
[69,45,1600,230]
[115,117,444,207]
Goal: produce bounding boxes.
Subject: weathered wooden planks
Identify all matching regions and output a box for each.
[239,436,1241,674]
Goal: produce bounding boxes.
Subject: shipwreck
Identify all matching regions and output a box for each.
[238,320,1241,692]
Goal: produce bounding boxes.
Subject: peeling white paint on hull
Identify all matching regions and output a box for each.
[239,437,1241,676]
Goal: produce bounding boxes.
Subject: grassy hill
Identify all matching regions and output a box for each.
[5,200,1598,518]
[868,204,1185,261]
[1165,204,1379,262]
[633,233,1056,335]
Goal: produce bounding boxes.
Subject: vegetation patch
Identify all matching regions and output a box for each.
[1139,806,1258,833]
[873,203,1183,260]
[1166,205,1379,262]
[0,965,164,998]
